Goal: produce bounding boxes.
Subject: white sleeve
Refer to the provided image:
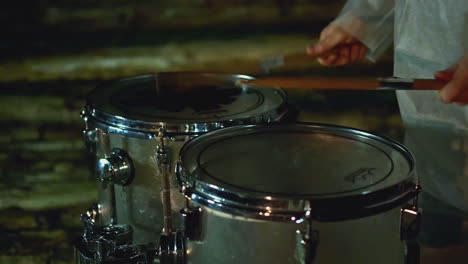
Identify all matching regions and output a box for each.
[332,0,395,61]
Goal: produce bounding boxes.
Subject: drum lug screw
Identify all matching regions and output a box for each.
[83,129,97,153]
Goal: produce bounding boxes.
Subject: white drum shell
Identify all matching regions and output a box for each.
[185,204,405,264]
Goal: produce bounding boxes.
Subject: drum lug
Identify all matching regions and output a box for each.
[181,206,203,241]
[400,199,422,264]
[83,128,97,153]
[401,182,422,241]
[81,109,96,153]
[295,227,319,264]
[157,231,186,264]
[400,205,421,241]
[96,148,134,188]
[295,201,319,264]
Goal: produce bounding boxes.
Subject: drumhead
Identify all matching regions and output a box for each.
[83,73,288,137]
[178,123,418,222]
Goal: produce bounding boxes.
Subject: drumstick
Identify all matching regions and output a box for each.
[239,77,446,91]
[257,52,445,90]
[153,76,446,98]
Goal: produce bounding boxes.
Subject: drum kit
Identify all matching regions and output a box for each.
[74,72,422,264]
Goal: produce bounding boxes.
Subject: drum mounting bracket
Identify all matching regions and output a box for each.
[96,148,134,188]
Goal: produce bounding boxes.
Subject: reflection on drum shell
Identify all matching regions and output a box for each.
[178,123,418,264]
[185,205,404,264]
[80,73,291,251]
[95,129,189,245]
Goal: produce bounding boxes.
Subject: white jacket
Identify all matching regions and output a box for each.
[333,0,468,213]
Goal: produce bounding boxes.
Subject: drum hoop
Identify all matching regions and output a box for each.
[177,123,418,222]
[82,104,289,138]
[82,73,289,138]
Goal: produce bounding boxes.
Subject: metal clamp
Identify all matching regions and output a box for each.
[96,148,134,188]
[181,206,203,241]
[295,201,319,264]
[156,127,174,236]
[157,231,186,264]
[80,204,100,238]
[75,206,149,264]
[400,205,422,241]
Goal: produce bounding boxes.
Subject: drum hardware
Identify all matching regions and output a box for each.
[95,147,134,227]
[94,131,118,226]
[156,127,174,236]
[83,128,98,154]
[155,127,187,264]
[180,206,203,241]
[96,148,134,188]
[157,230,186,264]
[75,205,150,264]
[295,201,319,264]
[81,110,98,153]
[400,182,422,264]
[400,182,421,241]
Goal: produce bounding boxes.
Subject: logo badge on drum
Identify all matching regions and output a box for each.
[345,167,377,184]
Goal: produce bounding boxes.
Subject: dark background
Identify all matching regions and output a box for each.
[0,1,399,263]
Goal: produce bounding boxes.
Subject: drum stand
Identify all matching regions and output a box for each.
[74,204,154,264]
[155,128,186,264]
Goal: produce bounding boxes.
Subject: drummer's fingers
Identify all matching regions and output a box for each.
[453,93,468,106]
[350,43,361,62]
[319,44,365,66]
[358,44,367,61]
[435,63,458,82]
[317,52,338,66]
[335,46,351,66]
[439,55,468,104]
[308,25,350,57]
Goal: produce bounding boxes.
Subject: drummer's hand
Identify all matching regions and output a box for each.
[435,55,468,105]
[306,23,367,66]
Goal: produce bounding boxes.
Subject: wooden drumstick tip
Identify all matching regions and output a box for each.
[235,78,252,87]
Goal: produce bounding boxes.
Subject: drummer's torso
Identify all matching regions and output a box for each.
[393,0,468,128]
[394,0,468,75]
[392,0,468,214]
